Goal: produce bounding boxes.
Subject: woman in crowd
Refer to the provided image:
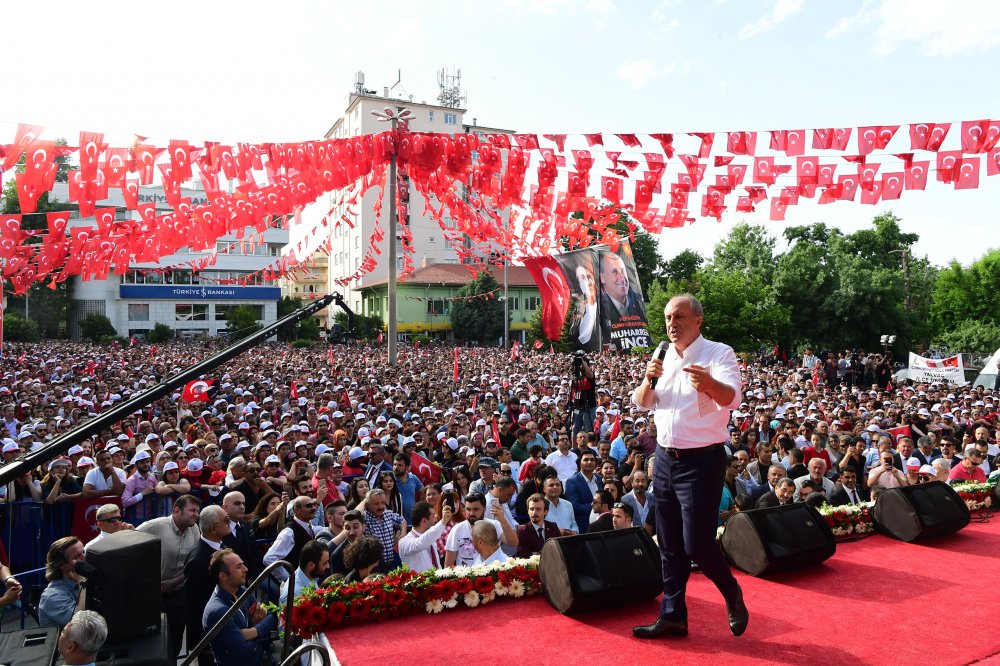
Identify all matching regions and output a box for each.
[248,491,287,541]
[378,471,404,515]
[443,465,472,501]
[346,478,370,510]
[433,490,465,565]
[41,460,82,505]
[156,461,191,498]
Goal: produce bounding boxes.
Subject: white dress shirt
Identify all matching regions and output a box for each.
[546,497,578,533]
[398,520,446,572]
[633,335,742,449]
[544,449,579,483]
[473,547,509,566]
[263,517,318,581]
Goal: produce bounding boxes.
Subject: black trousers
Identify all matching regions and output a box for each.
[653,444,740,622]
[162,591,186,659]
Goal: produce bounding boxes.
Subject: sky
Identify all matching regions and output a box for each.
[4,0,1000,267]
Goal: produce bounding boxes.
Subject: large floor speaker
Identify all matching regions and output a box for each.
[538,527,662,614]
[873,481,970,542]
[86,530,163,644]
[721,503,836,576]
[95,613,170,665]
[0,626,58,666]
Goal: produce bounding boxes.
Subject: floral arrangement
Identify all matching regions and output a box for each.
[285,556,541,638]
[952,482,994,511]
[817,502,875,537]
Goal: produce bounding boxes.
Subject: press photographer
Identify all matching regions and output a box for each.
[569,351,597,439]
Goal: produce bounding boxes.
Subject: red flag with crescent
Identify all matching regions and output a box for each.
[522,255,570,340]
[181,379,216,403]
[73,495,122,544]
[410,451,442,485]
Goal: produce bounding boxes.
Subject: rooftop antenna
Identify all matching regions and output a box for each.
[354,71,365,94]
[437,67,466,109]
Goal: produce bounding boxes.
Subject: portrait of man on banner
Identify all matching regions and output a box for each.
[597,242,650,350]
[555,251,601,352]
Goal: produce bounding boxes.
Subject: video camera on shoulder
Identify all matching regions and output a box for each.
[572,350,588,374]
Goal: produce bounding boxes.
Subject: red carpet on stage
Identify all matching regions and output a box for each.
[327,518,1000,665]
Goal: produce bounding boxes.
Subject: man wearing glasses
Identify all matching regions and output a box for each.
[84,504,134,553]
[263,496,321,583]
[949,446,988,484]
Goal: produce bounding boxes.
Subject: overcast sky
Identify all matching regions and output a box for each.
[4,0,999,266]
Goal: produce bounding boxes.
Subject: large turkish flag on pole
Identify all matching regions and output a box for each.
[523,255,571,340]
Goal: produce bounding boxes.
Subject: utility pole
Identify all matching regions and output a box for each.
[372,105,413,366]
[902,246,912,311]
[503,215,509,349]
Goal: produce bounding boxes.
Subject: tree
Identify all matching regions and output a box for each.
[146,323,174,343]
[695,268,792,352]
[225,305,262,341]
[525,306,548,347]
[2,314,40,342]
[556,298,578,353]
[450,271,506,344]
[297,316,320,341]
[79,314,116,343]
[711,223,777,284]
[930,249,1000,332]
[276,296,304,341]
[334,311,384,339]
[662,249,703,283]
[1,139,76,338]
[932,320,1000,357]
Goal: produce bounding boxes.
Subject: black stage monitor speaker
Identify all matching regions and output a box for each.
[721,503,836,577]
[0,626,58,666]
[95,613,171,666]
[538,527,662,615]
[873,480,970,542]
[86,530,163,644]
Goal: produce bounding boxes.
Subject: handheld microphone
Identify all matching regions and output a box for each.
[649,341,670,389]
[74,560,99,579]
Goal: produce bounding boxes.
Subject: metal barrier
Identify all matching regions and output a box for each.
[281,641,332,666]
[180,560,295,666]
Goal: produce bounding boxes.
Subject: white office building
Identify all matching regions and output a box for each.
[51,183,288,339]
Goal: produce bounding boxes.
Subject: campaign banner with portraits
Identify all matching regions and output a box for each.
[524,241,650,351]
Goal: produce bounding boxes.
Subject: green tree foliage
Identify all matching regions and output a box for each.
[662,249,703,283]
[556,298,578,353]
[932,320,1000,357]
[930,249,1000,332]
[334,311,384,339]
[450,271,506,344]
[711,223,777,284]
[225,305,263,341]
[3,314,40,342]
[276,296,303,341]
[297,316,320,341]
[79,314,116,343]
[146,323,174,343]
[525,306,548,347]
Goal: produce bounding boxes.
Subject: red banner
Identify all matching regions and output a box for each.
[72,495,122,544]
[410,452,441,485]
[522,255,571,340]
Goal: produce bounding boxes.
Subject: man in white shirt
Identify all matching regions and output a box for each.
[544,437,579,483]
[279,540,329,607]
[398,501,453,571]
[471,520,508,566]
[263,496,321,582]
[483,479,520,556]
[82,450,126,499]
[632,295,748,640]
[444,494,503,567]
[85,504,134,553]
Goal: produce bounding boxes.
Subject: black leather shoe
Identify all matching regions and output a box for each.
[727,588,749,637]
[632,617,688,639]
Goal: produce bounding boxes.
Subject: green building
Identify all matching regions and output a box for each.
[360,263,540,342]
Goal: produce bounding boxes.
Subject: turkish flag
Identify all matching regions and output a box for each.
[409,452,442,485]
[453,348,460,382]
[181,378,216,403]
[523,255,571,340]
[290,381,299,399]
[886,425,912,446]
[511,341,520,361]
[492,417,502,444]
[532,339,544,349]
[909,122,950,151]
[608,413,622,442]
[73,496,122,544]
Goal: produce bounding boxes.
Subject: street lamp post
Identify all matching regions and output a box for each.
[372,106,414,366]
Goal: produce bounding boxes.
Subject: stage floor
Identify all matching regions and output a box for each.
[326,516,1000,666]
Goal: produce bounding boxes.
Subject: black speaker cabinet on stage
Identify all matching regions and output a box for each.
[86,530,162,644]
[0,626,58,666]
[873,480,970,542]
[721,503,836,577]
[94,613,170,666]
[538,527,662,614]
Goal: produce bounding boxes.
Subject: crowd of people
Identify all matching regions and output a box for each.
[1,338,998,662]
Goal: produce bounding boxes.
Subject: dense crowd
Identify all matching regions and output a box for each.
[1,339,998,663]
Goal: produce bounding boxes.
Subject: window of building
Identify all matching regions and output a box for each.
[214,304,264,321]
[128,304,150,321]
[524,296,541,311]
[444,112,458,125]
[428,111,435,122]
[427,299,450,316]
[508,296,520,311]
[175,304,208,321]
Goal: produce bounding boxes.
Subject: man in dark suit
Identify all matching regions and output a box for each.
[516,494,561,557]
[750,464,787,505]
[220,492,262,581]
[756,478,795,509]
[912,436,941,466]
[185,506,232,665]
[587,490,615,533]
[829,468,866,506]
[565,451,600,534]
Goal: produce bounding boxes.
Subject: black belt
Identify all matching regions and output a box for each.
[663,443,725,459]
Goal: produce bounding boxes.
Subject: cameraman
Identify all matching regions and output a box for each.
[569,352,597,440]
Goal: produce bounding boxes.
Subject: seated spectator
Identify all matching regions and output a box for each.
[515,494,559,557]
[39,537,87,629]
[757,477,795,508]
[57,610,108,666]
[794,459,835,501]
[42,458,82,505]
[611,502,635,530]
[949,446,987,484]
[472,519,509,566]
[203,549,277,666]
[343,535,383,583]
[280,539,330,607]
